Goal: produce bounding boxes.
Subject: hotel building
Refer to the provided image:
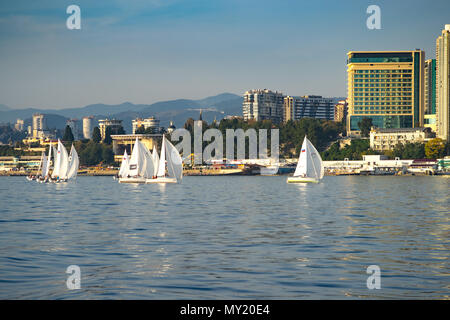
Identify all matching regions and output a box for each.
[284,95,336,122]
[370,127,434,152]
[98,119,123,141]
[436,25,450,142]
[66,119,80,140]
[424,59,437,132]
[132,117,161,134]
[346,50,425,136]
[82,116,93,139]
[334,99,348,122]
[32,113,46,138]
[243,89,284,123]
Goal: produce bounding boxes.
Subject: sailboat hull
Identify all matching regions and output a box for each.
[146,177,178,184]
[287,176,319,183]
[119,177,147,184]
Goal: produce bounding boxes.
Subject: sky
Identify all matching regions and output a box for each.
[0,0,449,109]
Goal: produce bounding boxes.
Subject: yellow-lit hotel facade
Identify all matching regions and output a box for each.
[346,50,425,136]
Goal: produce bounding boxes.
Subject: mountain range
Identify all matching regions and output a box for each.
[0,93,243,133]
[0,93,344,134]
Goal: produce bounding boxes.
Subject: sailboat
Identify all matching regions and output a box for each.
[27,151,46,181]
[50,139,79,183]
[287,136,324,183]
[116,149,129,180]
[38,142,53,183]
[66,144,80,181]
[146,135,182,184]
[118,138,153,184]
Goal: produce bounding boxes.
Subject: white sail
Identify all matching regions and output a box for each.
[306,138,324,179]
[45,143,52,177]
[58,140,70,179]
[66,145,79,180]
[293,136,323,180]
[41,154,48,178]
[152,145,159,177]
[165,137,183,181]
[52,140,62,178]
[157,136,166,177]
[141,142,154,178]
[293,138,308,177]
[119,150,130,178]
[127,138,151,178]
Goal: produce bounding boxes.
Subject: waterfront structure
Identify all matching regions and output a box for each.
[243,89,284,123]
[323,155,414,175]
[98,119,123,141]
[369,127,433,151]
[0,155,43,170]
[346,50,425,136]
[32,113,46,138]
[334,100,348,122]
[284,95,336,122]
[132,117,160,134]
[436,25,450,142]
[110,134,161,162]
[14,119,24,131]
[82,116,93,139]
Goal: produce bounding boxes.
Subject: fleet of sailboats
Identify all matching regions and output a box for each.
[287,136,324,183]
[27,139,79,183]
[26,135,320,185]
[118,135,183,184]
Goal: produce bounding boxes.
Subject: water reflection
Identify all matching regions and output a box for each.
[0,176,448,299]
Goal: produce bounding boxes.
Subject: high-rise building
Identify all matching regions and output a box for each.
[334,100,348,122]
[98,119,123,141]
[14,119,24,131]
[284,95,336,122]
[83,116,93,139]
[132,117,160,134]
[424,59,437,132]
[32,113,45,138]
[346,50,425,136]
[243,89,284,123]
[66,119,80,140]
[436,25,450,142]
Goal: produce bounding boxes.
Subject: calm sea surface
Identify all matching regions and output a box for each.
[0,176,448,299]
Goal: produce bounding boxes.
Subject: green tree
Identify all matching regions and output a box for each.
[357,117,373,138]
[393,142,425,159]
[101,145,114,164]
[62,125,74,142]
[425,138,445,159]
[104,126,113,145]
[79,141,102,166]
[92,127,101,143]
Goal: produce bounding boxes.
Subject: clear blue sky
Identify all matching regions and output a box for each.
[0,0,449,109]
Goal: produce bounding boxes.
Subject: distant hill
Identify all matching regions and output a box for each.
[0,93,243,133]
[0,93,343,134]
